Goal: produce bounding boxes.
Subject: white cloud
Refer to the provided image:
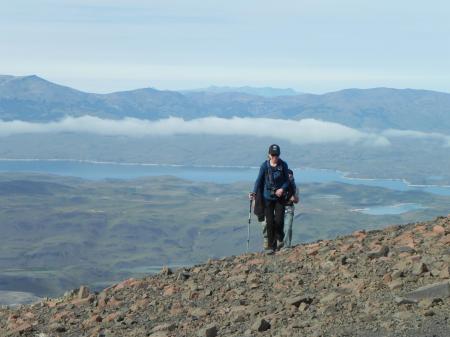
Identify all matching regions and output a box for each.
[383,129,450,147]
[0,116,390,146]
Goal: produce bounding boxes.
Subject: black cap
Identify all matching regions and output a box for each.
[268,144,280,156]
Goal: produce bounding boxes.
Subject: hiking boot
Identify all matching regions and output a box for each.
[264,248,275,255]
[276,240,284,250]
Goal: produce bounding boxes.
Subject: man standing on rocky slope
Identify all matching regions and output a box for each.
[250,144,290,253]
[258,169,299,249]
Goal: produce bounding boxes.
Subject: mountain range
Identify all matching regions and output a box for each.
[2,75,450,133]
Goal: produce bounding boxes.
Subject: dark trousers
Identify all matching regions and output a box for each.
[264,198,285,249]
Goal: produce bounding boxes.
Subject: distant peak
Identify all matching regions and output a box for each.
[21,74,46,81]
[184,86,302,97]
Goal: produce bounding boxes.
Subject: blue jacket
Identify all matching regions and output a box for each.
[253,159,290,201]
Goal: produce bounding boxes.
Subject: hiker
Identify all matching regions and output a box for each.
[249,144,290,252]
[284,169,299,248]
[259,169,299,249]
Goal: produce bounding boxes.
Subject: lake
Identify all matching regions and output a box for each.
[352,203,426,215]
[1,158,450,196]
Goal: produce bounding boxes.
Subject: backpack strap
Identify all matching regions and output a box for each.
[266,160,275,188]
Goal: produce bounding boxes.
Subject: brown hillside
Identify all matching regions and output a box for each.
[2,216,450,337]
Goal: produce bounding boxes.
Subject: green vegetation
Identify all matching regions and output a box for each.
[1,173,450,298]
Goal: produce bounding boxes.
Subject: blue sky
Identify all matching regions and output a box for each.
[1,0,449,93]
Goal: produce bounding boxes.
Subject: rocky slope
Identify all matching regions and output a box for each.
[2,216,450,337]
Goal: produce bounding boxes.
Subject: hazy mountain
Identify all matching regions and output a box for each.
[0,75,109,121]
[2,75,450,132]
[183,85,301,97]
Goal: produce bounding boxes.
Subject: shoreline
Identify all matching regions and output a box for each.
[1,157,450,192]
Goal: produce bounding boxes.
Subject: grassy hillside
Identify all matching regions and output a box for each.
[1,173,450,298]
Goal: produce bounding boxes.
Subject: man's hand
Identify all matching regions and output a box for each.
[249,192,256,200]
[275,188,284,197]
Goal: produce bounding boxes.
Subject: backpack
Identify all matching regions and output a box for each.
[265,159,287,198]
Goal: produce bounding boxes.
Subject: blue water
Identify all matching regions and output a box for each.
[1,159,450,196]
[354,203,425,215]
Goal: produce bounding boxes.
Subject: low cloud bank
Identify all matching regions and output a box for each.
[0,116,390,146]
[382,129,450,147]
[4,116,450,147]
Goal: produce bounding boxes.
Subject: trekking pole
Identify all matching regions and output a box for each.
[247,199,252,252]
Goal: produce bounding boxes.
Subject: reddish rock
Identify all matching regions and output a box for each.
[7,314,18,322]
[340,280,365,295]
[163,285,179,296]
[106,296,122,308]
[410,255,422,263]
[352,230,367,242]
[433,225,446,235]
[306,246,320,256]
[394,232,416,249]
[71,294,95,306]
[274,283,289,290]
[415,225,427,233]
[85,314,102,325]
[115,278,147,290]
[383,273,393,284]
[280,273,296,284]
[51,310,73,322]
[440,235,450,244]
[104,312,120,322]
[9,321,33,334]
[97,292,108,308]
[170,302,184,315]
[285,252,302,263]
[422,230,439,239]
[440,264,450,279]
[46,300,59,308]
[130,299,149,312]
[246,258,265,266]
[23,312,35,320]
[189,291,200,300]
[339,243,354,253]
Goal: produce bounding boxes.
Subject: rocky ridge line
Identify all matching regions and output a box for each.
[2,216,450,336]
